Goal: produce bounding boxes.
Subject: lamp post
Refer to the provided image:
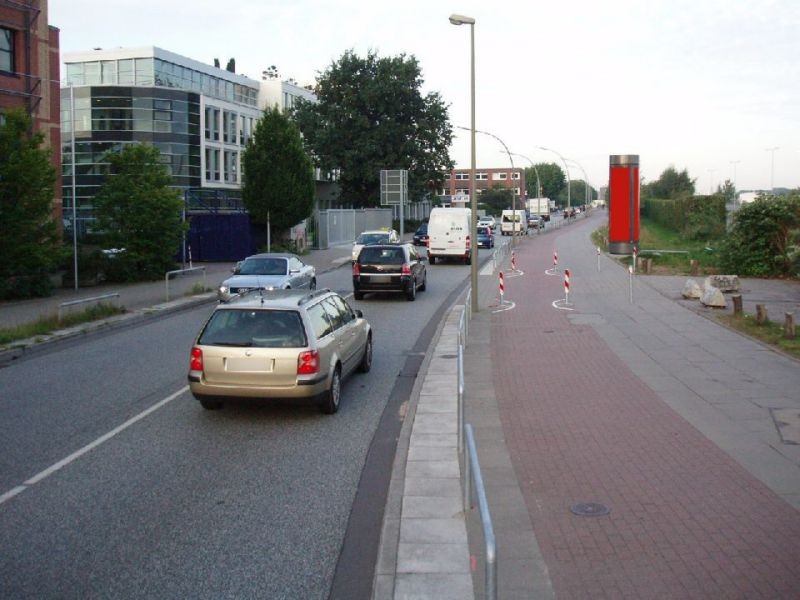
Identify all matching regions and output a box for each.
[69,82,79,292]
[450,13,478,313]
[765,146,779,191]
[730,160,740,209]
[537,146,571,209]
[565,158,591,206]
[509,152,541,198]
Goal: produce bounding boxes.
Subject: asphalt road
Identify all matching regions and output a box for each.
[0,251,489,599]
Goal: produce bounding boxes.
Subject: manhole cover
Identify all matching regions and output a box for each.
[570,502,610,517]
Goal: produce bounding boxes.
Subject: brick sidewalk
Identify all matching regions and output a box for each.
[483,218,800,598]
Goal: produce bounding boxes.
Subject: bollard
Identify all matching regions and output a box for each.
[596,247,601,272]
[785,312,796,339]
[632,247,638,274]
[732,294,743,316]
[511,251,517,272]
[553,250,558,272]
[564,269,570,304]
[628,265,634,304]
[498,271,505,304]
[756,304,768,325]
[188,245,193,269]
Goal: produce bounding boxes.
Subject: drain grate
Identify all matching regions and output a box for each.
[570,502,610,517]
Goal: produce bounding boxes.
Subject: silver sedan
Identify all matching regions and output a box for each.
[218,253,316,302]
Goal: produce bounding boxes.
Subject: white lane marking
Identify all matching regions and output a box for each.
[1,385,188,506]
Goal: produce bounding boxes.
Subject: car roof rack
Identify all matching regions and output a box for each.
[298,288,331,306]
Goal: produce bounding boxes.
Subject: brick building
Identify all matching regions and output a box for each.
[439,167,526,205]
[0,0,61,226]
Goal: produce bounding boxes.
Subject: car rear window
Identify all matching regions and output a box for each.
[199,309,306,348]
[359,246,405,264]
[357,233,389,245]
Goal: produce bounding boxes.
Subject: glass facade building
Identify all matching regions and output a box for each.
[61,47,262,234]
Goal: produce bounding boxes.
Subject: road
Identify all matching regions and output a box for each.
[0,249,494,599]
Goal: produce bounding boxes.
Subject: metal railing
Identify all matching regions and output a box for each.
[58,292,120,321]
[165,266,207,301]
[456,295,497,600]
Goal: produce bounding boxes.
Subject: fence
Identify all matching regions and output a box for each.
[58,293,120,322]
[165,266,207,301]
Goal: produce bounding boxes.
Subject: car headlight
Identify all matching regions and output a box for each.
[219,286,229,295]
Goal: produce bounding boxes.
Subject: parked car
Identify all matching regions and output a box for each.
[477,225,494,248]
[478,215,497,230]
[351,229,400,261]
[352,243,427,301]
[189,288,372,414]
[218,253,316,302]
[527,214,543,229]
[412,222,429,246]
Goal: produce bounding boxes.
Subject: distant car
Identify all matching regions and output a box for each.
[478,216,497,230]
[353,243,427,301]
[527,214,543,229]
[351,229,401,261]
[412,222,429,246]
[189,288,372,413]
[218,253,316,302]
[477,225,494,248]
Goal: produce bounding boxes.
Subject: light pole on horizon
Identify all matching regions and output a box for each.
[565,158,591,206]
[730,160,740,209]
[69,82,79,292]
[707,169,717,195]
[765,146,779,191]
[508,152,542,199]
[449,13,478,313]
[537,146,571,209]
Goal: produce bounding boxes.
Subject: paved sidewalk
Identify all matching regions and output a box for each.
[469,213,800,598]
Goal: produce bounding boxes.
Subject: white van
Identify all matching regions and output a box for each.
[426,207,472,265]
[501,209,527,236]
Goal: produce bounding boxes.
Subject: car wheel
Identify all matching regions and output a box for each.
[198,396,224,410]
[428,255,435,265]
[354,290,364,300]
[358,334,372,373]
[419,271,427,291]
[310,278,317,290]
[406,278,417,301]
[319,367,341,414]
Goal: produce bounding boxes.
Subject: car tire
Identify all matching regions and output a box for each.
[419,272,427,291]
[310,278,317,290]
[198,396,224,410]
[429,255,436,265]
[358,334,372,373]
[406,278,417,301]
[319,367,341,414]
[354,290,364,300]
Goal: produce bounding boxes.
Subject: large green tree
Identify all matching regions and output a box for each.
[642,166,695,200]
[292,50,454,207]
[93,144,185,281]
[525,163,565,202]
[0,110,60,299]
[478,186,513,215]
[242,106,315,237]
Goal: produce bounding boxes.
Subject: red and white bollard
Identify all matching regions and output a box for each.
[553,250,558,272]
[564,268,570,304]
[499,271,505,303]
[632,246,638,274]
[511,251,517,272]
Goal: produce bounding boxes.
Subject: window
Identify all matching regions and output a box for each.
[495,172,507,180]
[307,303,333,339]
[154,99,172,121]
[118,59,134,84]
[224,150,238,183]
[205,148,220,181]
[101,61,116,84]
[205,107,219,140]
[1,28,15,73]
[476,172,488,180]
[512,172,521,180]
[454,172,469,180]
[329,295,355,325]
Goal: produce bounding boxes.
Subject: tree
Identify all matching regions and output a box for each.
[566,180,598,205]
[292,50,454,207]
[0,109,60,299]
[719,193,800,277]
[93,144,185,281]
[242,106,315,240]
[642,166,695,200]
[478,186,513,215]
[526,163,565,202]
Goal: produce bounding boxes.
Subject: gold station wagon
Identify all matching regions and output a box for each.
[188,289,372,413]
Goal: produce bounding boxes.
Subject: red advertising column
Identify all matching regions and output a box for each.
[608,155,639,255]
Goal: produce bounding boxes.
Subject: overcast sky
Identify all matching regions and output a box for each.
[51,0,800,193]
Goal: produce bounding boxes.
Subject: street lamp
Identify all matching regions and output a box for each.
[765,146,779,191]
[449,13,478,313]
[730,160,740,209]
[537,146,571,209]
[69,82,79,292]
[509,152,541,199]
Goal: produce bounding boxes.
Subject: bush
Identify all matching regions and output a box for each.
[719,193,800,277]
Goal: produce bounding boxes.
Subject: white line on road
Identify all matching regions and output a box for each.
[0,385,188,506]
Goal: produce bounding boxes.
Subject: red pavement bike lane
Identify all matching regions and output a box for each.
[489,235,800,598]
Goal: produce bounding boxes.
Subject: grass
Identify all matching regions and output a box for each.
[0,302,126,346]
[186,282,213,296]
[718,313,800,361]
[593,219,721,275]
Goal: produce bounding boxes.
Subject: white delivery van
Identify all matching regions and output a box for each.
[501,209,527,236]
[426,207,472,265]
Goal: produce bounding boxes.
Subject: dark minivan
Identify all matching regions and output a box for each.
[352,243,427,301]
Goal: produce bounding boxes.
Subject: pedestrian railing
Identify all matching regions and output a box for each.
[58,292,121,322]
[165,266,206,301]
[457,298,498,600]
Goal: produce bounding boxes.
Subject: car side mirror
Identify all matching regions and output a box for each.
[354,309,364,318]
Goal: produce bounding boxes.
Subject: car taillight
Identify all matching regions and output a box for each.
[426,238,430,247]
[466,235,471,249]
[352,262,360,276]
[190,347,203,371]
[402,263,412,275]
[297,350,320,375]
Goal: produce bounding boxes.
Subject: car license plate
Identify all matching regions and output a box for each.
[226,357,273,372]
[368,275,391,283]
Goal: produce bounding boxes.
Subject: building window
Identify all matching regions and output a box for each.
[475,172,488,180]
[205,148,220,181]
[101,61,117,84]
[224,150,238,183]
[205,106,219,140]
[223,111,236,144]
[512,172,521,180]
[495,172,507,180]
[1,28,15,73]
[454,172,469,180]
[118,59,134,84]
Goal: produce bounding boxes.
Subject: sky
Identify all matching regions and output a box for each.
[50,0,800,194]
